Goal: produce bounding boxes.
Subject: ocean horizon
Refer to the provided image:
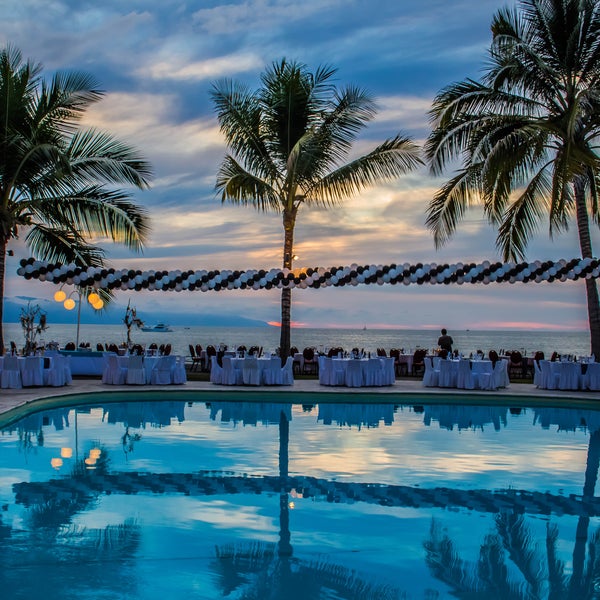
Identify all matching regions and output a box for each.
[3,322,593,359]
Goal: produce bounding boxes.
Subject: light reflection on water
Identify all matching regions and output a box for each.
[1,396,600,599]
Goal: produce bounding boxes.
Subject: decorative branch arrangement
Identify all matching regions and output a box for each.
[123,300,144,347]
[19,301,48,355]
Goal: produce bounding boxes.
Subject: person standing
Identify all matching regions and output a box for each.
[437,328,454,353]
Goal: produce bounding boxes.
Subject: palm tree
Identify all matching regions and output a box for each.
[424,0,600,357]
[210,58,422,360]
[0,45,152,353]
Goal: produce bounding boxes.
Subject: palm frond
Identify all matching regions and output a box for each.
[216,155,281,211]
[66,128,153,188]
[309,135,422,206]
[25,225,106,266]
[29,186,150,251]
[210,79,278,181]
[425,166,483,248]
[497,167,552,261]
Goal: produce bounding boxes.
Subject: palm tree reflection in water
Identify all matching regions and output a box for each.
[5,401,600,598]
[424,431,600,599]
[211,405,398,599]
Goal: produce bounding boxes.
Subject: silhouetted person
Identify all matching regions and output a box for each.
[437,328,453,353]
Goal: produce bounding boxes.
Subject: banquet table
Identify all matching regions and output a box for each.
[102,353,186,385]
[0,354,72,388]
[536,360,599,391]
[230,356,279,385]
[318,356,395,387]
[424,358,508,391]
[60,350,105,376]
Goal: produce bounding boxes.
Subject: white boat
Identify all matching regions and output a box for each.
[141,323,173,333]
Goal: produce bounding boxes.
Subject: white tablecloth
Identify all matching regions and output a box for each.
[0,355,72,388]
[102,354,186,385]
[536,360,598,390]
[424,358,508,391]
[318,356,395,387]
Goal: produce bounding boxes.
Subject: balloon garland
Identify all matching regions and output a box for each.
[16,257,600,292]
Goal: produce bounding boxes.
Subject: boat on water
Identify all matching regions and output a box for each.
[141,323,173,333]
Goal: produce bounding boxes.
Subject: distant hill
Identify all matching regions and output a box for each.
[3,296,269,327]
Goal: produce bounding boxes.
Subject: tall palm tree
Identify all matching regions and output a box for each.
[210,59,422,360]
[424,0,600,357]
[0,45,152,353]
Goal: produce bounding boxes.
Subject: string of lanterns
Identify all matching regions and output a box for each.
[16,257,600,292]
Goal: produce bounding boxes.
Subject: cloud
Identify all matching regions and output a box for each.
[138,52,264,82]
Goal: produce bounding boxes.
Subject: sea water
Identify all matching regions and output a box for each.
[3,322,592,358]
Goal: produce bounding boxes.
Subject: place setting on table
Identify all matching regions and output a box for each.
[0,351,72,389]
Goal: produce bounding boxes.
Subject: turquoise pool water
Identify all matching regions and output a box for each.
[1,393,600,599]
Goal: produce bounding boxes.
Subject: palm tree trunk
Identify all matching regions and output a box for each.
[574,178,600,358]
[0,236,6,355]
[569,429,600,598]
[278,409,292,557]
[279,207,297,362]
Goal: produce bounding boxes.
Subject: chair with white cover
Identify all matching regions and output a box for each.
[345,359,364,387]
[437,359,457,388]
[242,356,261,385]
[263,356,283,385]
[475,362,495,390]
[539,360,559,390]
[126,354,146,385]
[151,355,176,385]
[318,355,331,385]
[455,359,475,390]
[381,357,396,386]
[280,356,294,386]
[1,355,22,389]
[209,355,223,384]
[558,361,581,390]
[172,356,187,384]
[491,359,509,389]
[221,355,243,385]
[102,354,126,385]
[364,358,382,386]
[422,356,438,387]
[63,355,73,384]
[22,356,44,387]
[533,359,543,387]
[45,355,67,387]
[584,362,600,391]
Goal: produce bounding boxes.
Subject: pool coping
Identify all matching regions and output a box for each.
[1,377,599,427]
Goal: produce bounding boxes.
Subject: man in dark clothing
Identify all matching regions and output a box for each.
[437,328,453,353]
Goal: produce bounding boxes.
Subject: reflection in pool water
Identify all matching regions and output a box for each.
[1,396,600,599]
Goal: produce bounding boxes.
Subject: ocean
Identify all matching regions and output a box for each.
[3,322,593,359]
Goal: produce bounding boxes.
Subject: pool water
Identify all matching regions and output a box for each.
[1,394,600,599]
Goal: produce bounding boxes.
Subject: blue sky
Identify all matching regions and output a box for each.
[2,0,598,332]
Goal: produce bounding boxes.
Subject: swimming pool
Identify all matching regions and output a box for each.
[1,392,599,599]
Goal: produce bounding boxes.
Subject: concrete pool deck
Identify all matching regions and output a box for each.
[1,377,599,421]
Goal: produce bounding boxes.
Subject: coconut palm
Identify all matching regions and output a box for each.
[424,0,600,357]
[0,45,152,352]
[210,58,422,360]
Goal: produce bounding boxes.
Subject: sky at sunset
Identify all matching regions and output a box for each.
[1,0,599,332]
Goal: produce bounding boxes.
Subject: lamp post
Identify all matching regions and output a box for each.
[54,287,104,348]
